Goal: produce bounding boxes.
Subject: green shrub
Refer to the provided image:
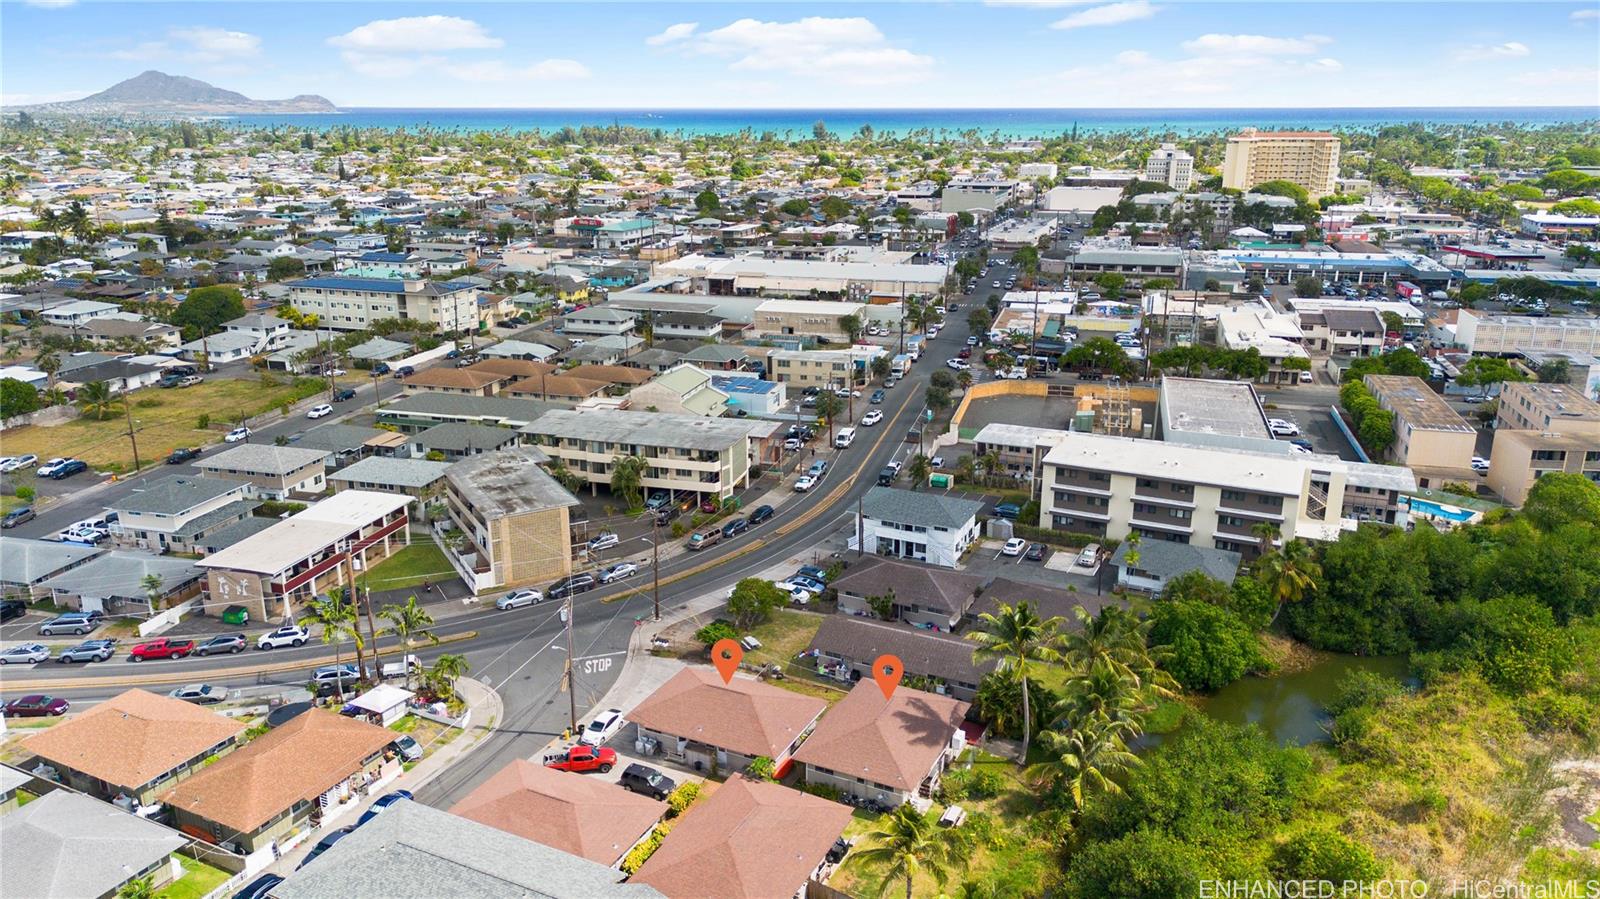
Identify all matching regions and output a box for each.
[665,782,701,818]
[1270,827,1384,882]
[693,620,737,648]
[197,413,210,429]
[1326,669,1406,718]
[799,782,842,802]
[745,756,776,780]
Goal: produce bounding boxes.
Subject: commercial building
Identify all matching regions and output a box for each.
[521,409,760,503]
[795,681,969,807]
[1143,143,1195,190]
[1487,430,1600,505]
[939,177,1018,214]
[709,374,785,416]
[1518,212,1600,238]
[163,709,398,855]
[656,253,946,302]
[106,475,257,554]
[1363,375,1476,474]
[768,345,885,390]
[23,688,246,807]
[450,760,664,868]
[1042,186,1125,224]
[1040,432,1352,556]
[195,445,330,500]
[1157,377,1279,453]
[1513,350,1600,401]
[441,448,579,594]
[285,277,478,332]
[1064,246,1184,283]
[752,298,867,341]
[854,487,983,569]
[1216,308,1311,383]
[1454,310,1600,356]
[1221,129,1340,199]
[195,490,412,620]
[629,668,827,777]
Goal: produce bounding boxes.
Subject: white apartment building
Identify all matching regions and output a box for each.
[1454,310,1600,356]
[285,276,479,333]
[855,487,983,569]
[520,409,762,503]
[1144,143,1195,191]
[1040,433,1350,557]
[1221,129,1341,199]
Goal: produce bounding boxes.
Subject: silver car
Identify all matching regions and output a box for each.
[0,643,50,665]
[57,640,116,663]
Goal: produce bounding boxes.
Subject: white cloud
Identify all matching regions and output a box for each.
[169,27,261,63]
[680,16,934,87]
[1181,33,1332,56]
[1453,41,1531,62]
[328,16,502,52]
[23,0,76,8]
[646,22,698,46]
[984,0,1098,6]
[1114,49,1150,65]
[1050,2,1158,30]
[1571,9,1599,20]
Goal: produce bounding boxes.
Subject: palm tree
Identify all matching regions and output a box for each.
[117,875,154,899]
[906,454,931,491]
[1249,521,1280,556]
[956,369,973,393]
[380,596,439,690]
[1058,606,1174,698]
[304,592,365,696]
[1035,718,1141,814]
[428,653,470,699]
[851,804,964,899]
[1260,538,1321,626]
[75,380,121,420]
[140,574,164,613]
[34,350,58,392]
[1060,658,1147,734]
[967,601,1064,765]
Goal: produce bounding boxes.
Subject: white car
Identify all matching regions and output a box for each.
[35,457,70,477]
[327,368,347,377]
[224,427,252,443]
[783,438,802,451]
[0,454,38,473]
[256,625,309,650]
[496,589,543,610]
[1267,419,1300,437]
[966,336,979,346]
[861,410,883,426]
[580,708,625,746]
[946,359,970,371]
[600,562,639,584]
[587,532,620,552]
[306,404,334,419]
[169,683,227,705]
[1001,537,1027,557]
[0,643,50,665]
[794,474,817,492]
[1471,456,1490,474]
[774,582,815,604]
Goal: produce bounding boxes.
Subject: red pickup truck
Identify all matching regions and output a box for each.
[543,745,617,774]
[129,638,197,662]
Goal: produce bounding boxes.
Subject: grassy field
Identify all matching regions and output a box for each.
[357,542,453,592]
[155,855,232,899]
[0,376,326,473]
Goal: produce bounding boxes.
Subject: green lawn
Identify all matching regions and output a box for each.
[154,855,232,899]
[0,376,326,473]
[357,542,454,592]
[742,610,824,669]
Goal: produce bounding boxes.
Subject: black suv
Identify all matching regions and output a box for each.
[620,764,676,800]
[548,573,596,599]
[747,505,774,526]
[332,388,357,402]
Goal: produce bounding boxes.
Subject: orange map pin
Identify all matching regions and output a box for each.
[711,638,743,684]
[872,654,904,700]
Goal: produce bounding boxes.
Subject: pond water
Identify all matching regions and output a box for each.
[1195,654,1413,747]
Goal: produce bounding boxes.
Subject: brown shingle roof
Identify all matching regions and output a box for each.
[627,668,826,760]
[24,689,245,793]
[402,368,506,390]
[450,760,664,865]
[506,375,611,400]
[792,682,967,792]
[162,709,394,834]
[632,776,851,899]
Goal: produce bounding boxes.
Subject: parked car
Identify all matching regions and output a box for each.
[793,474,817,492]
[256,624,309,650]
[58,640,116,663]
[233,874,283,899]
[653,505,681,527]
[392,734,424,762]
[168,684,227,705]
[620,764,677,800]
[644,493,672,511]
[861,410,883,426]
[332,388,358,402]
[543,744,617,773]
[166,447,201,464]
[372,363,391,375]
[158,374,182,388]
[1024,543,1047,562]
[600,562,639,584]
[1267,418,1301,437]
[2,506,35,529]
[178,375,204,388]
[721,518,749,539]
[306,404,334,419]
[0,599,25,623]
[0,643,50,665]
[311,664,360,688]
[795,565,830,584]
[356,790,414,828]
[1075,543,1102,568]
[547,573,596,599]
[194,633,247,656]
[685,528,722,551]
[3,695,69,717]
[580,708,626,746]
[946,358,970,371]
[747,504,774,526]
[496,589,544,610]
[587,532,620,553]
[992,502,1021,520]
[0,454,39,473]
[35,457,69,477]
[393,365,415,379]
[39,614,98,636]
[298,826,355,870]
[1001,537,1027,557]
[224,427,252,443]
[46,459,88,480]
[130,637,196,661]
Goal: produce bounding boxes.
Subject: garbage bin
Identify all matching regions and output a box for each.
[222,605,249,626]
[929,474,952,488]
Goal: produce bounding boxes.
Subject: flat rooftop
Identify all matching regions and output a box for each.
[523,409,759,451]
[1043,432,1315,496]
[445,448,580,518]
[1364,375,1475,433]
[197,490,412,576]
[1160,377,1271,439]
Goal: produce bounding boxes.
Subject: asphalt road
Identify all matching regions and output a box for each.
[2,290,987,808]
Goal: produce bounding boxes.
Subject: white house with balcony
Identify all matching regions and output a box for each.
[853,487,983,569]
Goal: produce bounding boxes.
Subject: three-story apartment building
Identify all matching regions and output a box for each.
[520,409,760,504]
[285,276,478,333]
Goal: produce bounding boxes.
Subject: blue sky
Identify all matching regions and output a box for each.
[3,1,1598,109]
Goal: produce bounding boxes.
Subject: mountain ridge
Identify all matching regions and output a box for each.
[12,70,336,116]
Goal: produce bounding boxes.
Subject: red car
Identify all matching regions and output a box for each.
[957,347,972,359]
[543,745,617,774]
[129,637,196,662]
[4,694,69,717]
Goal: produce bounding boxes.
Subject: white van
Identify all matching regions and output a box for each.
[834,427,857,449]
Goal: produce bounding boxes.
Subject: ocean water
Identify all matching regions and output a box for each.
[221,106,1597,137]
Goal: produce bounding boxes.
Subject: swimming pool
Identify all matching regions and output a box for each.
[1406,497,1477,523]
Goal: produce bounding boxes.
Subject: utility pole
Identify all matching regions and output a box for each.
[122,395,142,472]
[856,495,863,558]
[651,520,661,622]
[563,594,577,734]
